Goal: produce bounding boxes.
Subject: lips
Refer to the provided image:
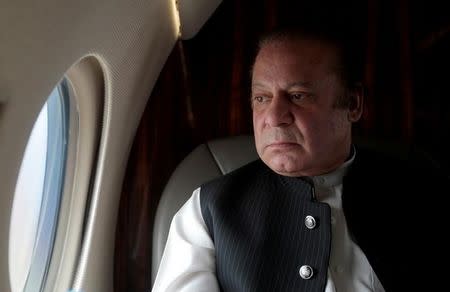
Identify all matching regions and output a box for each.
[259,130,303,150]
[266,142,299,148]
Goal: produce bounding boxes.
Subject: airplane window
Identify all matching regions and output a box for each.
[9,79,71,292]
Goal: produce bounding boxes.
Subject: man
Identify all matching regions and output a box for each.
[152,27,447,292]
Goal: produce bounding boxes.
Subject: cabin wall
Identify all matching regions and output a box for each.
[114,1,450,291]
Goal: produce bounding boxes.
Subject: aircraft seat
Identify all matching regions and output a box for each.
[151,135,258,284]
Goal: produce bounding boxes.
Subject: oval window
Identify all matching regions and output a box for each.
[9,79,71,292]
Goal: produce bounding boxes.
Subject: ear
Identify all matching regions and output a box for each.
[347,83,364,122]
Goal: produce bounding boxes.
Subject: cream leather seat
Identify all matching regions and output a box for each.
[151,135,258,284]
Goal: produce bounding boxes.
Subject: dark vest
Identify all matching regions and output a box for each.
[200,147,449,292]
[201,160,331,292]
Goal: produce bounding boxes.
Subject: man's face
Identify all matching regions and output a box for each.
[252,38,357,177]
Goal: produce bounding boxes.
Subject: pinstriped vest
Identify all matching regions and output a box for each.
[200,160,331,292]
[199,147,450,292]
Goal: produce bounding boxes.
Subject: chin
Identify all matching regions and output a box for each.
[273,168,301,177]
[264,155,304,177]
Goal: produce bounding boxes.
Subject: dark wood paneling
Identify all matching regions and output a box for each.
[114,41,193,292]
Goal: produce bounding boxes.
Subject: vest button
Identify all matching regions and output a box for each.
[305,215,316,229]
[299,265,314,279]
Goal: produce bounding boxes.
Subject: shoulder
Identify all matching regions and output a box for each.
[344,142,448,214]
[344,142,448,213]
[201,159,269,191]
[351,142,448,181]
[199,159,275,213]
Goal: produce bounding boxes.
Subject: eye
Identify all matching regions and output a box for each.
[251,95,270,109]
[289,92,313,104]
[252,95,269,104]
[290,93,305,101]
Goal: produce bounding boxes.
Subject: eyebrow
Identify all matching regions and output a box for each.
[286,81,312,88]
[251,81,312,90]
[251,82,266,90]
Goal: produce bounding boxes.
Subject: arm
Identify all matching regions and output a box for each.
[152,188,220,292]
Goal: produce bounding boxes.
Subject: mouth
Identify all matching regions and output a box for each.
[266,142,300,149]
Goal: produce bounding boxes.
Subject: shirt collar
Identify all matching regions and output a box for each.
[311,146,356,188]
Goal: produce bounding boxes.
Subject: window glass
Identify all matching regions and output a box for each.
[9,79,70,292]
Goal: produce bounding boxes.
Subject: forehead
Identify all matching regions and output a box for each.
[252,38,339,82]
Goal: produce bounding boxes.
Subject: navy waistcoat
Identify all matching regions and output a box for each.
[200,160,331,292]
[200,146,449,291]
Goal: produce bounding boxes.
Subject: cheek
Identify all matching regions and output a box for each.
[252,112,264,134]
[252,113,264,149]
[308,113,349,152]
[294,115,334,148]
[292,116,318,142]
[327,112,349,137]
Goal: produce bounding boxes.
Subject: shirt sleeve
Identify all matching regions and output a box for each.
[152,188,219,292]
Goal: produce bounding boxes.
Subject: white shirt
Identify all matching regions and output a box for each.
[152,157,385,292]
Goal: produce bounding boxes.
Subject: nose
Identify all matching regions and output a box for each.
[265,94,294,127]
